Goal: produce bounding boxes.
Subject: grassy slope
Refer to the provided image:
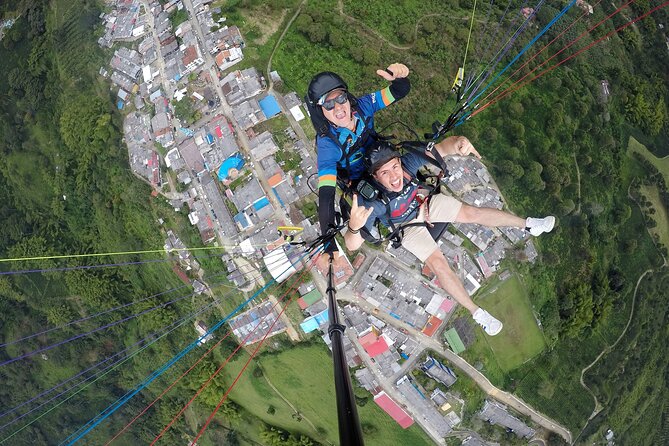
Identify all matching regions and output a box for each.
[628,136,669,186]
[222,344,435,445]
[476,274,546,372]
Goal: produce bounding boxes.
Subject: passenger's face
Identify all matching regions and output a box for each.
[374,158,404,192]
[321,89,353,129]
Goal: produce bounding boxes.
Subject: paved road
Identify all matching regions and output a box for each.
[141,0,173,99]
[344,320,447,445]
[336,289,572,444]
[182,0,287,224]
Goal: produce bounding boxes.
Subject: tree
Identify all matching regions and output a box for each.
[498,160,524,179]
[557,199,576,216]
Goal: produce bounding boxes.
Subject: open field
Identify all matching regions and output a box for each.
[223,344,435,445]
[628,136,669,186]
[481,274,546,371]
[461,274,546,380]
[639,184,669,250]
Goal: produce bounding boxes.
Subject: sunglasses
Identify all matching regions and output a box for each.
[318,92,348,111]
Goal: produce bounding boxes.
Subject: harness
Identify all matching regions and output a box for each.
[327,107,378,190]
[357,157,447,248]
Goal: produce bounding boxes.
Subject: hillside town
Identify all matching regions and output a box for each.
[100,0,551,444]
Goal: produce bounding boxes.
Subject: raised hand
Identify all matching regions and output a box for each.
[376,63,410,81]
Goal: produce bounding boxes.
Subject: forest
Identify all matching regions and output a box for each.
[1,0,668,444]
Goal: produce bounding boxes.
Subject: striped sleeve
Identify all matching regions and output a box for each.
[376,86,396,108]
[316,136,341,189]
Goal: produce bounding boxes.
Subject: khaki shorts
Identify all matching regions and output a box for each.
[400,193,462,262]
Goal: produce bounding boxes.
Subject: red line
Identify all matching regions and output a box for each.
[189,293,293,445]
[480,0,636,110]
[474,1,667,116]
[104,266,270,444]
[152,253,322,445]
[480,0,604,104]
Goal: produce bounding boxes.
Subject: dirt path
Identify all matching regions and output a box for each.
[336,0,476,51]
[573,152,582,214]
[257,362,325,439]
[266,0,306,87]
[576,181,669,441]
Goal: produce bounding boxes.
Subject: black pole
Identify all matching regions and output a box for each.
[326,256,364,446]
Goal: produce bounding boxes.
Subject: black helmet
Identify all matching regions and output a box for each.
[306,72,348,105]
[365,141,401,174]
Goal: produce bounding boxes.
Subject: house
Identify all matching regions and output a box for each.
[195,320,214,345]
[373,392,414,428]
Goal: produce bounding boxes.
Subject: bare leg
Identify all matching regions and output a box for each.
[454,203,526,228]
[424,248,478,314]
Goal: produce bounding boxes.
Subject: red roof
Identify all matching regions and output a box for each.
[422,315,443,337]
[182,46,198,65]
[297,297,307,310]
[374,392,414,428]
[421,264,436,280]
[215,125,223,138]
[359,332,389,358]
[352,254,366,269]
[172,265,190,285]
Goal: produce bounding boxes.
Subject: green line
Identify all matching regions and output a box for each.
[461,0,478,70]
[0,308,205,444]
[0,246,228,263]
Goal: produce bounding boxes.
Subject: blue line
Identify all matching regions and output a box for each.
[60,246,321,445]
[456,0,577,127]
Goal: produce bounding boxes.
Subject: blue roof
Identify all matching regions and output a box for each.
[300,309,328,333]
[273,188,285,207]
[117,100,124,109]
[218,153,245,181]
[233,212,250,229]
[259,95,281,118]
[206,133,214,144]
[253,196,270,211]
[300,318,319,333]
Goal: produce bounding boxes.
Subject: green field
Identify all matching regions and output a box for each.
[628,136,669,186]
[639,184,669,249]
[627,136,669,250]
[222,344,435,445]
[463,274,546,376]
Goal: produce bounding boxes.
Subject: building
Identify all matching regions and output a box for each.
[195,321,214,345]
[220,68,263,105]
[358,329,390,358]
[180,44,204,76]
[373,392,414,428]
[248,131,279,161]
[228,300,287,345]
[421,356,457,387]
[478,400,536,438]
[444,327,467,354]
[259,95,281,119]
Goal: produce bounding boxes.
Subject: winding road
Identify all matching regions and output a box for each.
[575,180,669,441]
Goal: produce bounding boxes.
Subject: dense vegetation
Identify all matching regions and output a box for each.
[0,0,255,444]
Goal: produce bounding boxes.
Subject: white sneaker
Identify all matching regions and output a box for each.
[526,216,556,236]
[472,308,503,336]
